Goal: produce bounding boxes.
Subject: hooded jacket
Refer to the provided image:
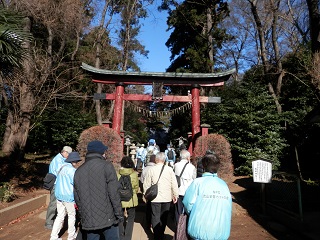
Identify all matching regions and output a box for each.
[74,153,123,230]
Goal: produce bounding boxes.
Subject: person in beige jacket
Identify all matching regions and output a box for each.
[143,152,179,240]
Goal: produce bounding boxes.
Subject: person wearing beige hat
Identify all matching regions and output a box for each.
[45,146,72,229]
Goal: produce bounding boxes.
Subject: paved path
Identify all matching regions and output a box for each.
[0,194,278,240]
[1,178,316,240]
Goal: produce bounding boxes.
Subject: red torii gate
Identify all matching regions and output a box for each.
[81,63,235,154]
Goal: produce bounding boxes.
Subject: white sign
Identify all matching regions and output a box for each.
[252,160,272,183]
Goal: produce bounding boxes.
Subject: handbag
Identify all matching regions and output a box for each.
[176,162,188,187]
[175,210,189,240]
[144,165,165,201]
[43,164,67,190]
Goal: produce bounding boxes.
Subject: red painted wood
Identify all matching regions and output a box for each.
[191,86,201,152]
[202,127,209,136]
[112,84,125,134]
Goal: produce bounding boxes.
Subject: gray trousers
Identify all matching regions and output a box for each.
[119,207,135,240]
[151,202,171,240]
[45,184,57,226]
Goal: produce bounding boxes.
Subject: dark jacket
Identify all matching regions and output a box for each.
[74,153,123,230]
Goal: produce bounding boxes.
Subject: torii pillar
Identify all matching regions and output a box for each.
[113,83,125,134]
[191,84,201,150]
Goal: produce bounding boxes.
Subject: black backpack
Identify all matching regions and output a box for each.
[167,149,174,160]
[118,174,133,201]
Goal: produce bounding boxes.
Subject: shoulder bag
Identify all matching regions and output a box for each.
[43,164,67,190]
[176,162,188,187]
[144,164,165,201]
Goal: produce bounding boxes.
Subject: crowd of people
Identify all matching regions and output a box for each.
[45,138,232,240]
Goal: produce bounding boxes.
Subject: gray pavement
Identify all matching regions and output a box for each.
[0,192,278,240]
[1,185,319,240]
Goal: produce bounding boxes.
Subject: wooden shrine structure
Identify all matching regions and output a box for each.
[81,63,235,154]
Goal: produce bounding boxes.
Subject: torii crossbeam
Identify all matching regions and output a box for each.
[81,63,235,153]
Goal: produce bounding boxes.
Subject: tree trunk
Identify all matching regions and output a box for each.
[107,100,115,121]
[94,1,110,125]
[306,0,320,93]
[306,0,320,54]
[249,0,269,73]
[95,83,103,125]
[207,7,214,73]
[249,0,282,113]
[268,82,282,113]
[270,0,283,113]
[2,110,32,156]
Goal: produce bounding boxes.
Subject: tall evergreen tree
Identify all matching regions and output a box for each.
[160,0,230,145]
[161,0,229,73]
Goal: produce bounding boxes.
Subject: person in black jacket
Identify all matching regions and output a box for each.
[74,140,123,240]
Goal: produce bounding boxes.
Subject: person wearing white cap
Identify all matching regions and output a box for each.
[45,146,72,229]
[50,152,81,240]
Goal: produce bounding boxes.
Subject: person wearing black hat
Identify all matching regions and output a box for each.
[50,152,81,240]
[74,140,123,240]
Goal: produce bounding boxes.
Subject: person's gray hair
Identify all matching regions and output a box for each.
[180,149,190,160]
[155,152,166,163]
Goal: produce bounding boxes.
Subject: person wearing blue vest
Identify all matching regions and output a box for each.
[183,153,232,240]
[45,146,72,229]
[50,152,81,240]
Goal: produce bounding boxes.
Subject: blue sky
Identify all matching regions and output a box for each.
[137,4,171,73]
